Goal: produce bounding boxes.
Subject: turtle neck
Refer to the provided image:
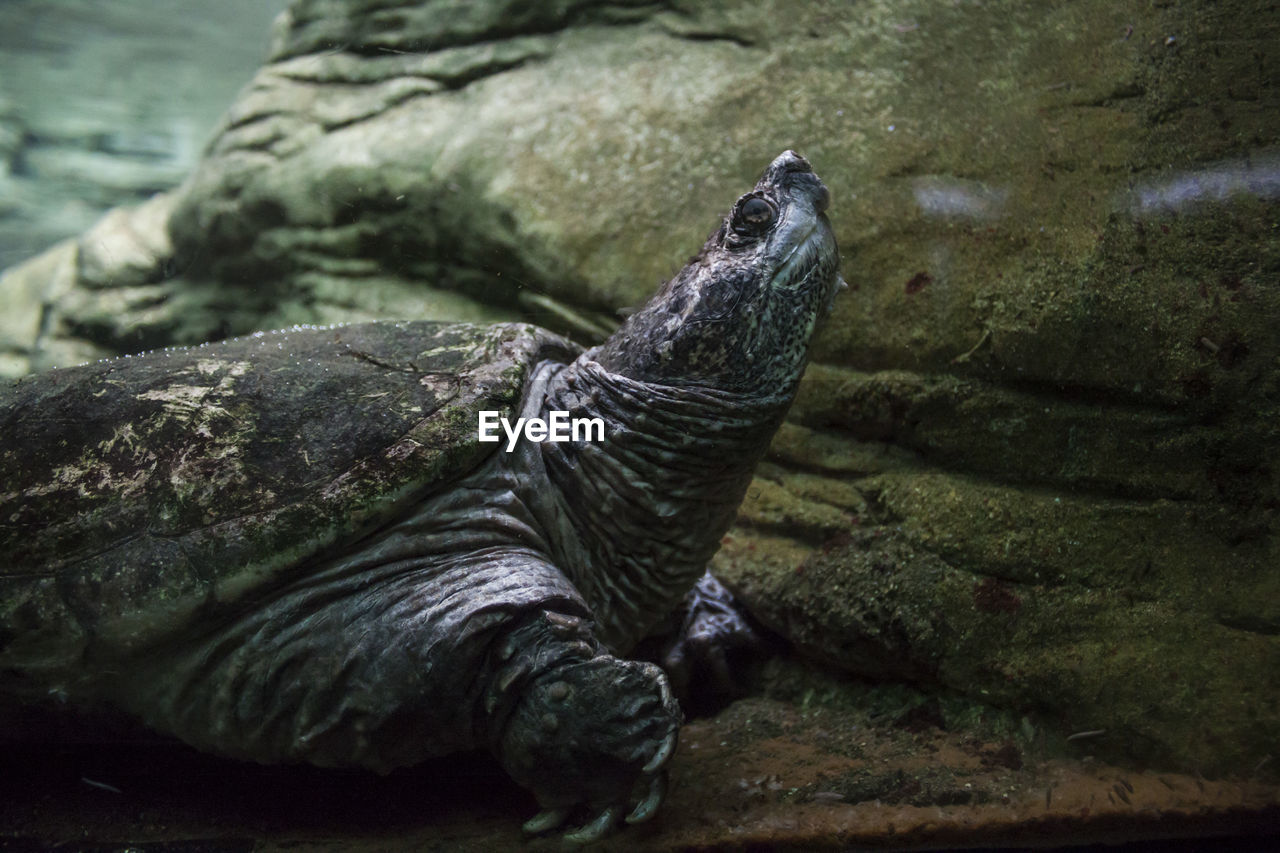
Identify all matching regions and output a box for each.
[516,356,795,653]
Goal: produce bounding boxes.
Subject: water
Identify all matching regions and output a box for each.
[0,0,288,270]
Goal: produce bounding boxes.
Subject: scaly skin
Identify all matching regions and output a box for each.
[485,612,679,842]
[660,572,770,710]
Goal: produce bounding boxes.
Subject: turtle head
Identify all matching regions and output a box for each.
[593,150,842,392]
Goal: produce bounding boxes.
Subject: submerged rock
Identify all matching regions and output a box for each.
[0,0,1277,776]
[0,0,288,287]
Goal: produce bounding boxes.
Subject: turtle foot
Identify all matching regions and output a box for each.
[660,572,773,713]
[498,654,681,842]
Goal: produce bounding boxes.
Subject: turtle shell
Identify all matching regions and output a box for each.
[0,320,579,688]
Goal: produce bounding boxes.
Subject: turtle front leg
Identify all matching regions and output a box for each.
[483,611,681,843]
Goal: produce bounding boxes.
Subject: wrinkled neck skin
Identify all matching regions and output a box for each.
[515,354,795,654]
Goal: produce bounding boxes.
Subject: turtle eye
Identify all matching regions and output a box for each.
[730,194,777,238]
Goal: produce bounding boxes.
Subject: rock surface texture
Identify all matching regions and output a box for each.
[1,0,1277,784]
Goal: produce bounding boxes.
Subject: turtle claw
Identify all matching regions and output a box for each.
[522,807,571,835]
[626,769,668,824]
[643,725,677,774]
[563,805,623,844]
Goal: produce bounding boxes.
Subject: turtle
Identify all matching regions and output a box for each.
[0,150,842,842]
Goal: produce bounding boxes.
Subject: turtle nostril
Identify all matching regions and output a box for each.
[774,150,812,173]
[760,151,816,189]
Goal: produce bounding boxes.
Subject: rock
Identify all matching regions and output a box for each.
[0,0,289,284]
[1,0,1277,775]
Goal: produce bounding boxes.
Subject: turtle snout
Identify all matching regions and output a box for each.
[760,151,828,213]
[760,150,813,187]
[772,150,812,173]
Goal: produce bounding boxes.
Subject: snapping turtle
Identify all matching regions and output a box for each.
[0,151,841,840]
